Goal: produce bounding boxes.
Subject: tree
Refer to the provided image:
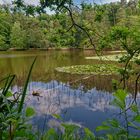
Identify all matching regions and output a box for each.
[106,3,120,26]
[12,0,25,13]
[0,12,12,48]
[24,5,35,16]
[10,21,26,48]
[0,35,8,49]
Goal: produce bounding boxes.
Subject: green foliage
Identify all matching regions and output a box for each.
[42,88,140,139]
[0,35,8,49]
[0,12,12,49]
[0,58,36,140]
[110,26,130,40]
[0,0,139,50]
[83,128,95,140]
[106,3,120,26]
[18,57,36,113]
[10,21,26,49]
[112,89,127,110]
[42,128,58,140]
[0,1,140,140]
[43,123,95,140]
[97,89,140,139]
[25,107,36,117]
[52,114,62,120]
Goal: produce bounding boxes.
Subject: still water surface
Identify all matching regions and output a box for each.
[0,50,139,133]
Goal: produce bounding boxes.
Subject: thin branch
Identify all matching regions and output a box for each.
[134,72,140,101]
[63,5,100,56]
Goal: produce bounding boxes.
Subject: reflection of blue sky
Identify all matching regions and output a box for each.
[14,80,116,115]
[12,80,140,132]
[21,80,116,131]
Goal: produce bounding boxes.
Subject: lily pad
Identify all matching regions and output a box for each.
[56,64,119,75]
[85,54,140,61]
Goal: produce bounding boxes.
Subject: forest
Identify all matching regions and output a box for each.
[0,0,139,50]
[0,0,140,140]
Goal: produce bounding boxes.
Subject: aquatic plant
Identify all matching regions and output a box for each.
[85,54,140,62]
[56,64,119,75]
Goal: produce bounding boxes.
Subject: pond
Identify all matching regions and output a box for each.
[0,50,139,134]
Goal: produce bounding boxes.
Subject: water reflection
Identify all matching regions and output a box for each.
[0,50,117,91]
[0,50,140,132]
[12,80,140,132]
[25,81,115,114]
[12,80,117,131]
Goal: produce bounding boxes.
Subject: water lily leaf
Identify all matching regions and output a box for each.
[56,64,119,75]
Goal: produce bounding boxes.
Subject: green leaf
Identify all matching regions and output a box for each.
[62,123,79,131]
[109,119,119,128]
[42,128,58,140]
[84,127,95,140]
[114,89,127,102]
[133,115,140,123]
[112,89,127,110]
[96,125,110,131]
[2,75,15,96]
[111,98,125,110]
[5,91,13,98]
[107,134,114,140]
[131,104,139,113]
[128,122,140,130]
[52,114,62,120]
[26,107,35,117]
[18,57,36,113]
[135,59,140,65]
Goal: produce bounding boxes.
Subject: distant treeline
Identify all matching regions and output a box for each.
[0,0,139,49]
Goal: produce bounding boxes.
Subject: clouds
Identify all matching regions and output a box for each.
[0,0,119,5]
[75,0,119,5]
[0,0,39,5]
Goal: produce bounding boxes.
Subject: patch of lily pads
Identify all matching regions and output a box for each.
[85,54,140,61]
[56,64,119,75]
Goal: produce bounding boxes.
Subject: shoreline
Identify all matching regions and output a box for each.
[0,48,125,52]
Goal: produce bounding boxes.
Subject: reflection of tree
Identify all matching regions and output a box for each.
[55,72,138,93]
[24,81,114,116]
[0,51,138,92]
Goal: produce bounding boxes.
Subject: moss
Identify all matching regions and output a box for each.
[56,64,119,75]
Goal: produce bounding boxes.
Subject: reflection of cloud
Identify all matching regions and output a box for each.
[12,80,140,118]
[17,81,116,117]
[11,80,140,131]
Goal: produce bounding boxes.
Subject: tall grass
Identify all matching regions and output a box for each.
[0,57,36,140]
[18,57,37,113]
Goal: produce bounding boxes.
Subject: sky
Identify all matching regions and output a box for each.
[0,0,119,14]
[0,0,119,5]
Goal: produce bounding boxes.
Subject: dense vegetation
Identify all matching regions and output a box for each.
[56,64,119,75]
[0,0,140,49]
[0,0,140,140]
